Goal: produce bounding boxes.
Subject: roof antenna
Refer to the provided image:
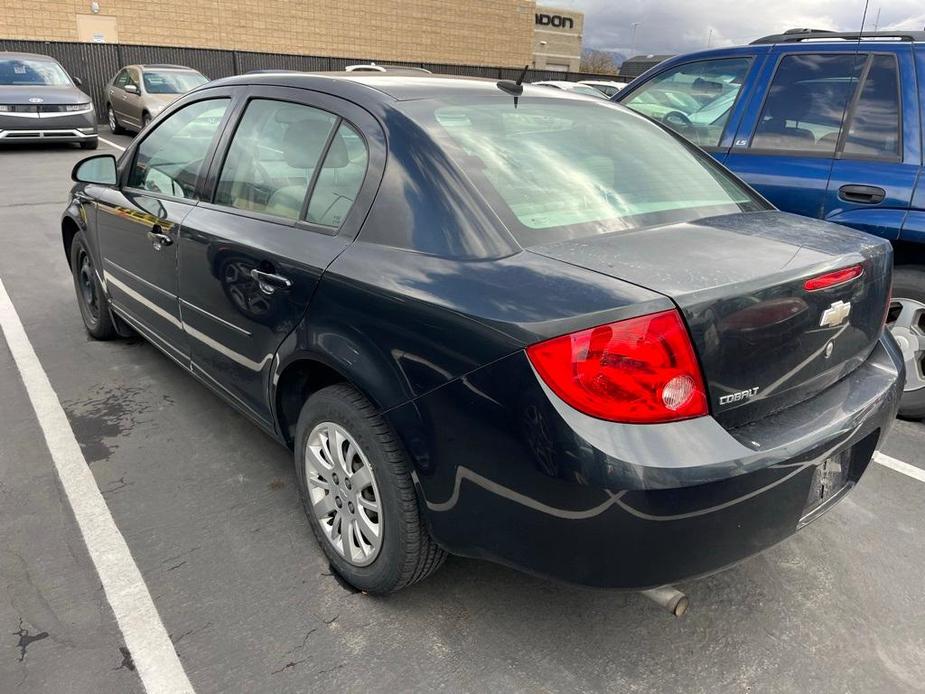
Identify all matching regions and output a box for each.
[497,65,529,107]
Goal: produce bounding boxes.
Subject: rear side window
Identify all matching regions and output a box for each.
[305,122,369,228]
[751,54,863,154]
[622,58,752,148]
[842,55,901,159]
[128,98,229,199]
[214,99,337,221]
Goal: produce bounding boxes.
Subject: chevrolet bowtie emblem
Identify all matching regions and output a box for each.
[820,300,851,328]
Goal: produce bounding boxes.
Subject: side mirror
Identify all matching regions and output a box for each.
[125,83,138,94]
[72,154,118,185]
[72,76,82,87]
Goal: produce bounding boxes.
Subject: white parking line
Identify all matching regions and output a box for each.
[99,135,126,152]
[874,451,925,483]
[0,278,194,694]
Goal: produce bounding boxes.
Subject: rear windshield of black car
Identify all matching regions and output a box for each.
[399,96,768,245]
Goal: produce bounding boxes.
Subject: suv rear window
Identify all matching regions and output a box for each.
[401,97,766,245]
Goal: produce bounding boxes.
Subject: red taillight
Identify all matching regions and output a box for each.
[804,264,863,291]
[526,309,709,424]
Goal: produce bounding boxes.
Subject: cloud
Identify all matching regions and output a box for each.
[556,0,925,56]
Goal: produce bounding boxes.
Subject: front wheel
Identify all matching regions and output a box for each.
[294,384,446,594]
[887,265,925,419]
[107,104,125,134]
[79,138,98,150]
[70,232,117,340]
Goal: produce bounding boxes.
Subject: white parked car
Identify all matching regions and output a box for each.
[532,80,608,98]
[579,79,626,98]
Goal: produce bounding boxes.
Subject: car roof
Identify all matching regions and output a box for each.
[207,72,598,103]
[0,51,62,62]
[131,64,200,71]
[751,29,925,45]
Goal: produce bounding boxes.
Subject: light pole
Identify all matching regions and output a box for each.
[630,22,641,56]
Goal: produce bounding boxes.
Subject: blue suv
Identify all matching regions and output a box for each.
[616,29,925,418]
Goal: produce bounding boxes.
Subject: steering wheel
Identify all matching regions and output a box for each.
[662,110,692,129]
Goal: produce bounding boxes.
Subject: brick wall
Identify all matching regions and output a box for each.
[0,0,536,68]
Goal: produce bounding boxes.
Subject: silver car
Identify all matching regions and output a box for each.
[105,64,208,134]
[0,51,97,148]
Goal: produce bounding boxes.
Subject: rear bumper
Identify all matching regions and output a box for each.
[387,333,904,589]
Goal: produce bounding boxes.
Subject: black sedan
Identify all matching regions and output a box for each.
[62,72,903,595]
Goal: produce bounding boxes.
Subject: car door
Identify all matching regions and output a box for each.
[110,69,130,120]
[821,49,919,240]
[618,53,761,160]
[95,95,234,363]
[725,48,866,218]
[178,86,383,425]
[122,67,144,128]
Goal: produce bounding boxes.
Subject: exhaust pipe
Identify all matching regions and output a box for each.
[641,586,689,617]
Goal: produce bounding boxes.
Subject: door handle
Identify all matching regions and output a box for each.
[250,268,292,295]
[146,226,173,250]
[838,184,886,205]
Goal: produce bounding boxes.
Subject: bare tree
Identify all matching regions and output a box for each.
[580,49,618,75]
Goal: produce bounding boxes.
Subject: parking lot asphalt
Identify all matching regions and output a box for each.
[0,135,924,694]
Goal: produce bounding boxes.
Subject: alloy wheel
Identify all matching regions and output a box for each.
[107,106,117,132]
[887,297,925,392]
[304,422,383,566]
[77,249,100,323]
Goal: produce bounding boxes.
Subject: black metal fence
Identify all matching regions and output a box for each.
[0,39,629,118]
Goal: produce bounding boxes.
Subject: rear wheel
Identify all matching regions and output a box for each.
[887,266,925,419]
[107,104,125,135]
[70,232,117,340]
[294,384,446,594]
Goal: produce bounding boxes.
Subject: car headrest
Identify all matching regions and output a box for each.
[282,119,332,169]
[324,131,349,169]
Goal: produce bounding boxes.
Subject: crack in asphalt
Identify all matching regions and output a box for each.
[13,617,49,662]
[286,627,318,655]
[272,658,307,675]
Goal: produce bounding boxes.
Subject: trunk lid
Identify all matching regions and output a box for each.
[529,211,892,427]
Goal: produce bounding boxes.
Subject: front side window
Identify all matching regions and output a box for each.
[401,98,764,245]
[114,69,131,89]
[842,55,901,159]
[0,58,71,86]
[128,99,229,199]
[214,99,337,220]
[751,53,864,154]
[143,70,208,95]
[622,58,752,147]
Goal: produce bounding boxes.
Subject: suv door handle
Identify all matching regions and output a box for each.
[250,268,292,294]
[838,184,886,205]
[146,226,173,250]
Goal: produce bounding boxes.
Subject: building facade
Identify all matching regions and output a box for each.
[531,5,583,72]
[0,0,547,68]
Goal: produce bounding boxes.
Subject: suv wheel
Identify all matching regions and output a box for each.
[294,384,446,593]
[107,104,125,135]
[70,232,117,340]
[887,266,925,419]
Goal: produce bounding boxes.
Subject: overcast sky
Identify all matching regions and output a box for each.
[557,1,925,57]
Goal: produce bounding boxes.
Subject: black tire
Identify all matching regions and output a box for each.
[890,265,925,419]
[141,112,151,129]
[79,138,99,150]
[107,104,126,135]
[294,384,446,594]
[70,232,117,340]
